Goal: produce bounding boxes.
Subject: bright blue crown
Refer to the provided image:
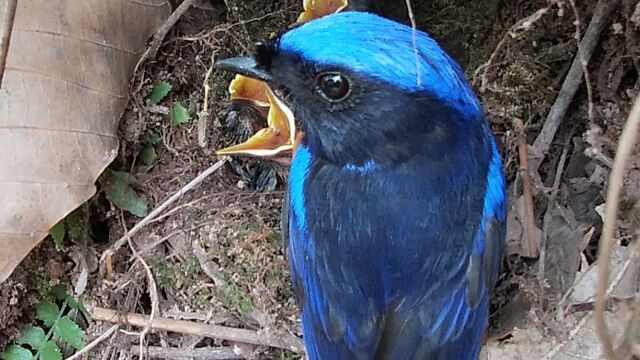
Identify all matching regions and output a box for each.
[279,11,481,115]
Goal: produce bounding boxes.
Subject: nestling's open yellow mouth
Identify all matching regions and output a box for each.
[216,77,297,158]
[215,0,347,160]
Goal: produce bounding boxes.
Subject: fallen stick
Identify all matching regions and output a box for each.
[134,0,198,73]
[532,0,621,169]
[92,307,305,354]
[129,345,243,359]
[514,118,538,258]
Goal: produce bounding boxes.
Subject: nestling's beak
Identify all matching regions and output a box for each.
[215,57,296,159]
[297,0,348,23]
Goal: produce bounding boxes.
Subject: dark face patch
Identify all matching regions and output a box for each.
[266,50,481,167]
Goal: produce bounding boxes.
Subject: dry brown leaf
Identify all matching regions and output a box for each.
[505,195,543,258]
[483,311,624,360]
[570,242,639,305]
[0,0,171,283]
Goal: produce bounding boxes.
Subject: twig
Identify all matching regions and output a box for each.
[132,230,182,259]
[404,0,421,87]
[100,157,229,262]
[193,238,227,288]
[539,134,572,307]
[606,236,640,297]
[134,0,198,73]
[542,312,591,360]
[568,0,596,125]
[130,345,243,359]
[532,0,621,169]
[92,307,305,353]
[65,325,119,360]
[198,49,217,147]
[473,4,552,91]
[595,94,640,360]
[0,0,17,87]
[514,118,538,258]
[124,220,159,360]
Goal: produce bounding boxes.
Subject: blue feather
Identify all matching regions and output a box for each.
[344,160,379,174]
[279,12,481,116]
[290,144,313,229]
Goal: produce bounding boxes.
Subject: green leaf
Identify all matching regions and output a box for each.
[148,131,162,145]
[140,145,157,166]
[66,297,89,318]
[102,171,148,217]
[53,316,84,351]
[0,345,34,360]
[106,170,136,185]
[39,342,61,360]
[16,326,46,349]
[49,221,65,247]
[148,80,171,104]
[170,104,191,125]
[36,301,59,327]
[65,210,84,239]
[49,284,68,302]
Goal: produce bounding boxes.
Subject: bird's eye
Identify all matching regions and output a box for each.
[317,72,350,102]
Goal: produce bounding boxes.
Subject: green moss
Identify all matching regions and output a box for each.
[217,281,254,314]
[151,259,204,289]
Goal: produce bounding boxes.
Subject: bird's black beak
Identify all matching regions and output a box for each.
[215,56,273,82]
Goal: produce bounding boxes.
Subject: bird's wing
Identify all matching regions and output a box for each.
[374,213,505,360]
[372,145,507,359]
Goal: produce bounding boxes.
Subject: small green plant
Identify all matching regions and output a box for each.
[147,80,172,104]
[170,103,191,125]
[48,210,84,248]
[218,281,253,314]
[100,170,149,217]
[140,131,162,166]
[1,285,87,360]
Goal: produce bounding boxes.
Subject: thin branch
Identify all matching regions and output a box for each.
[404,0,421,87]
[542,312,591,360]
[130,345,243,359]
[0,0,17,87]
[125,227,159,360]
[595,94,640,360]
[197,49,218,147]
[539,133,572,307]
[100,157,229,262]
[134,0,198,73]
[92,307,305,353]
[514,118,538,258]
[473,4,552,91]
[532,0,621,169]
[65,325,119,360]
[568,0,596,125]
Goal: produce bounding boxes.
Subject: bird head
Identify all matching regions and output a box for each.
[217,11,485,167]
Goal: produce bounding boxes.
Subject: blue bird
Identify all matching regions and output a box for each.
[217,11,506,360]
